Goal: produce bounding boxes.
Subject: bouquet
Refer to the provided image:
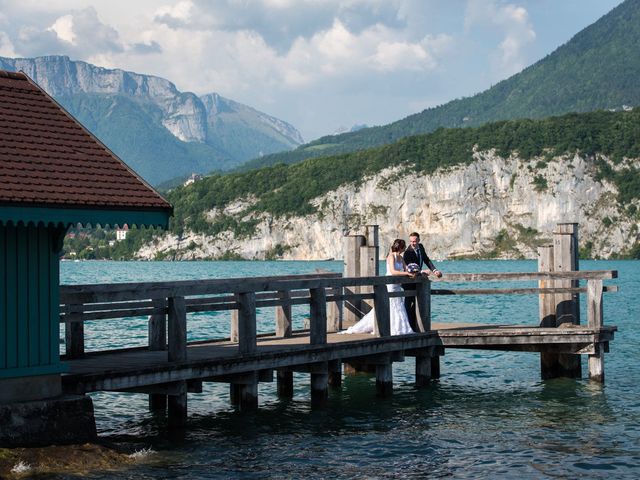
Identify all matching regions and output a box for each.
[406,263,420,274]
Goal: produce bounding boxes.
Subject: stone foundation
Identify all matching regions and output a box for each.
[0,395,97,447]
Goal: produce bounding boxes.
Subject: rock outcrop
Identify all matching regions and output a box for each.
[137,151,640,260]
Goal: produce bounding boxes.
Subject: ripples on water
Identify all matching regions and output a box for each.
[59,260,640,479]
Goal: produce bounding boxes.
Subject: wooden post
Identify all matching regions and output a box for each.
[327,286,341,333]
[237,383,258,411]
[328,359,342,389]
[431,355,441,379]
[310,363,329,407]
[553,224,581,378]
[359,245,379,315]
[587,279,605,382]
[149,298,167,412]
[237,292,257,355]
[415,279,431,332]
[230,372,259,410]
[64,304,84,359]
[415,347,434,387]
[372,284,390,337]
[168,296,187,363]
[588,345,605,383]
[167,380,187,428]
[148,298,167,350]
[365,225,379,252]
[375,354,393,397]
[342,235,366,327]
[230,294,239,342]
[276,290,292,337]
[587,279,603,329]
[277,370,294,398]
[538,245,559,379]
[310,287,327,345]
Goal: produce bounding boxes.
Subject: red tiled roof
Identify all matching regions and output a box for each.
[0,70,172,212]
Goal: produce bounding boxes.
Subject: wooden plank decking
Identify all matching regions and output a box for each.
[61,322,616,394]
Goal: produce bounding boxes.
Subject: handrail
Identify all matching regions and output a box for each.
[59,270,617,303]
[59,269,617,360]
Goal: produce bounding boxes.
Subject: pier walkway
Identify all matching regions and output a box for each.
[59,269,617,423]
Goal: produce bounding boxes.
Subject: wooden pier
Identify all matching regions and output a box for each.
[59,268,617,424]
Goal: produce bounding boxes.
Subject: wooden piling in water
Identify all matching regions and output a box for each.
[148,298,167,412]
[342,234,366,327]
[328,359,342,389]
[310,363,329,407]
[538,245,560,379]
[167,380,187,427]
[553,223,581,378]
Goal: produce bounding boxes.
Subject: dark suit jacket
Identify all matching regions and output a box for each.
[402,243,436,290]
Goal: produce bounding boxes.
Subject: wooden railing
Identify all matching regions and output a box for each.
[59,270,617,360]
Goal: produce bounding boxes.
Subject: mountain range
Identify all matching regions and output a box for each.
[0,55,303,185]
[243,0,640,171]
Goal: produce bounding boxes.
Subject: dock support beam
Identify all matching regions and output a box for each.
[148,298,167,413]
[230,373,259,410]
[588,347,605,383]
[554,223,581,378]
[342,234,366,327]
[376,362,393,397]
[310,363,329,407]
[538,223,582,380]
[167,381,187,428]
[277,370,294,398]
[328,360,342,389]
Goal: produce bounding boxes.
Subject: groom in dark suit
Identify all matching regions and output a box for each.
[402,232,442,331]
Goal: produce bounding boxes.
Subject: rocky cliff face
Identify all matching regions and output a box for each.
[137,151,640,260]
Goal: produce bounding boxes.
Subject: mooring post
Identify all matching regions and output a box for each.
[553,223,581,378]
[149,297,168,413]
[538,245,560,379]
[342,234,366,327]
[587,279,605,382]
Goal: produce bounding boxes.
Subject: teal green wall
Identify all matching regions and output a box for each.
[0,222,67,379]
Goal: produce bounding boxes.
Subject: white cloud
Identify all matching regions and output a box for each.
[0,0,618,140]
[0,31,17,57]
[464,0,536,78]
[48,15,76,44]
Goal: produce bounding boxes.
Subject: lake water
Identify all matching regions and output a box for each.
[59,260,640,479]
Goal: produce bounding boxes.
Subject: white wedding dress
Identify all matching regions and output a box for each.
[340,256,414,335]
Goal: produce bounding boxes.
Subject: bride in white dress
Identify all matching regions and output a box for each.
[341,238,415,336]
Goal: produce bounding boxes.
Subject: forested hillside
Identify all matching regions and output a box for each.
[74,108,640,261]
[241,0,640,171]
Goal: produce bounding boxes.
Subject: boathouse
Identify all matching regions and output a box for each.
[0,69,172,446]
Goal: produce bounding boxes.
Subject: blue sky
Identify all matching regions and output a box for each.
[0,0,624,141]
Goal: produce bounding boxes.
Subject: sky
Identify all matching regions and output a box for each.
[0,0,625,141]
